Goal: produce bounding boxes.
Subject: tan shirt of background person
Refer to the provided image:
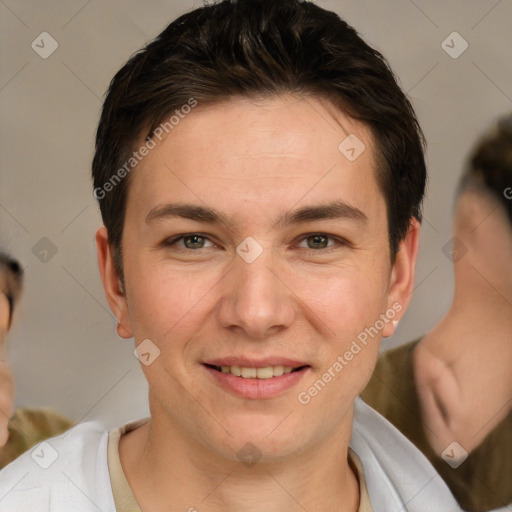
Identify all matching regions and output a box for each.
[362,114,512,511]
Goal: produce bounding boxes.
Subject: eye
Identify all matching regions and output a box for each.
[164,233,215,250]
[300,234,332,250]
[296,233,348,253]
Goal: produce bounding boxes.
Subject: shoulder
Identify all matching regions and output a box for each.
[350,398,461,512]
[1,408,75,468]
[0,421,115,512]
[10,407,74,434]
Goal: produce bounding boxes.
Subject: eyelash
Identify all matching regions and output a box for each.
[162,232,350,254]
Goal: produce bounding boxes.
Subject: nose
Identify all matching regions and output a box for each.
[217,244,296,339]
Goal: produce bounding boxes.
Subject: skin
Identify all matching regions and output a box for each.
[97,95,420,512]
[0,290,14,448]
[415,188,512,455]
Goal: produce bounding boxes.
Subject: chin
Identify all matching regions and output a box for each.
[211,419,309,461]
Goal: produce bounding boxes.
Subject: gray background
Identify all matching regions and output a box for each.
[1,0,511,428]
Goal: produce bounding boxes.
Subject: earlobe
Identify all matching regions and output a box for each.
[382,218,421,338]
[95,227,133,339]
[116,320,132,339]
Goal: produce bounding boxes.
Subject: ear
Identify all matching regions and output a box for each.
[381,218,421,338]
[95,227,132,339]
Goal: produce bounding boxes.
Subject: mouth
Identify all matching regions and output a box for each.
[202,358,311,399]
[204,363,309,379]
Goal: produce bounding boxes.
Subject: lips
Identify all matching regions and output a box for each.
[203,356,310,387]
[204,361,310,399]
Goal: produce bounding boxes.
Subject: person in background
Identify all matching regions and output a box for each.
[362,114,512,511]
[0,253,73,468]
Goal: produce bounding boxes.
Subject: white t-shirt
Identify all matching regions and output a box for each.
[0,398,464,511]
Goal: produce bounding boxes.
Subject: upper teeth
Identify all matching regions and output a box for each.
[220,365,294,379]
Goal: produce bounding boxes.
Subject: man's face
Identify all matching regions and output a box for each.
[101,95,414,462]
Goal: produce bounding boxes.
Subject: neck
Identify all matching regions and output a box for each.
[415,253,512,454]
[119,399,359,512]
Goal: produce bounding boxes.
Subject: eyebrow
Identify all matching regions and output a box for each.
[145,200,368,227]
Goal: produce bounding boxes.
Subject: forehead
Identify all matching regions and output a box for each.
[127,95,383,224]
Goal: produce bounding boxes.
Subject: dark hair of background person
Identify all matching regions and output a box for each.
[0,254,23,329]
[458,113,512,225]
[92,0,427,282]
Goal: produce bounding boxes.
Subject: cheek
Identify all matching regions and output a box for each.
[297,268,387,386]
[125,263,218,343]
[297,265,389,337]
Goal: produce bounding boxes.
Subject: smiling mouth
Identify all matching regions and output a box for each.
[205,364,309,379]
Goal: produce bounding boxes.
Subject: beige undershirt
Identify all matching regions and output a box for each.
[108,420,373,512]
